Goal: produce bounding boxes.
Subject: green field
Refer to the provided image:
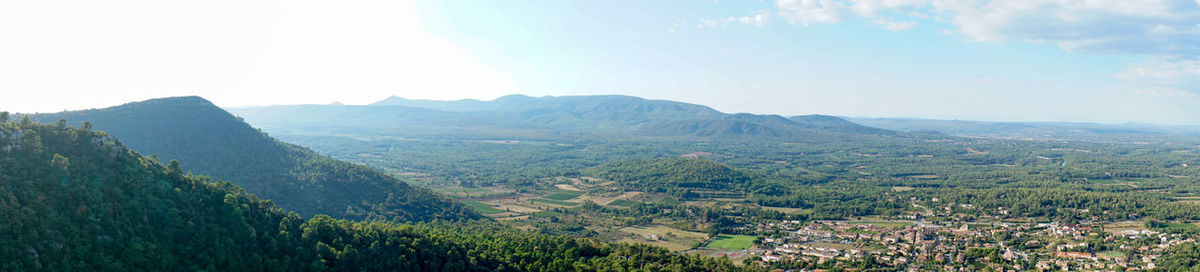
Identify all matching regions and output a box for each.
[464,201,505,214]
[1089,179,1119,185]
[543,190,585,200]
[608,199,640,207]
[705,234,757,250]
[533,198,580,206]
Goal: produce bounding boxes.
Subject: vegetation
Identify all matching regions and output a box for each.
[0,118,751,271]
[1158,243,1200,271]
[533,198,580,206]
[228,95,1200,241]
[26,97,477,222]
[706,235,758,250]
[463,201,506,214]
[15,94,1200,270]
[584,158,751,197]
[543,189,585,200]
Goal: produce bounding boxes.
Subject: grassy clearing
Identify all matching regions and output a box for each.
[464,201,505,214]
[608,199,640,207]
[706,234,757,250]
[544,190,585,201]
[1165,222,1200,231]
[533,198,579,206]
[554,184,583,191]
[618,225,708,251]
[532,211,562,217]
[1103,221,1147,233]
[1089,179,1119,185]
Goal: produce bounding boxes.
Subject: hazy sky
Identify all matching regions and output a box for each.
[2,1,1199,124]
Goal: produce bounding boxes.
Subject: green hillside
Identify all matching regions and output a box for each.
[26,97,477,222]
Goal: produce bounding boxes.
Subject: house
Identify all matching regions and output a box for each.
[1056,252,1095,260]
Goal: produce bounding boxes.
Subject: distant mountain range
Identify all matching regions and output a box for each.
[25,97,478,222]
[231,94,895,140]
[850,117,1200,144]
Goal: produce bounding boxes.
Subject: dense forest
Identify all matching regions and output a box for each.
[584,158,752,197]
[26,97,477,222]
[0,116,751,271]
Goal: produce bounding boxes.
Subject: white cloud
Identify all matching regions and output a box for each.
[848,0,928,17]
[771,0,1200,94]
[729,11,771,26]
[930,0,1200,56]
[697,18,724,28]
[775,0,847,25]
[1119,57,1200,80]
[771,0,1200,57]
[875,18,916,31]
[1117,57,1200,91]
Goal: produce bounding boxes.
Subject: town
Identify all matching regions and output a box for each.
[749,218,1194,271]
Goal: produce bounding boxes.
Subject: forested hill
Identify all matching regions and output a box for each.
[231,94,900,140]
[788,115,895,135]
[584,158,752,197]
[24,97,477,222]
[0,117,747,271]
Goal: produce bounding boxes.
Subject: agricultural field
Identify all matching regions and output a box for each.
[705,234,757,250]
[532,211,562,217]
[464,201,506,215]
[617,225,709,251]
[543,189,585,201]
[1173,196,1200,204]
[607,199,641,207]
[576,191,642,206]
[1102,221,1148,233]
[533,198,579,206]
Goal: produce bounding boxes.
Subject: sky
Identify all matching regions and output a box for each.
[2,1,1199,125]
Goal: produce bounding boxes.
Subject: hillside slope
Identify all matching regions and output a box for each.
[26,97,477,222]
[0,118,746,271]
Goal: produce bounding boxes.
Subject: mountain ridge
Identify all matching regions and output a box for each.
[25,96,478,222]
[234,94,896,140]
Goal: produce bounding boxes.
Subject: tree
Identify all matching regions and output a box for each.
[168,159,184,176]
[0,111,8,122]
